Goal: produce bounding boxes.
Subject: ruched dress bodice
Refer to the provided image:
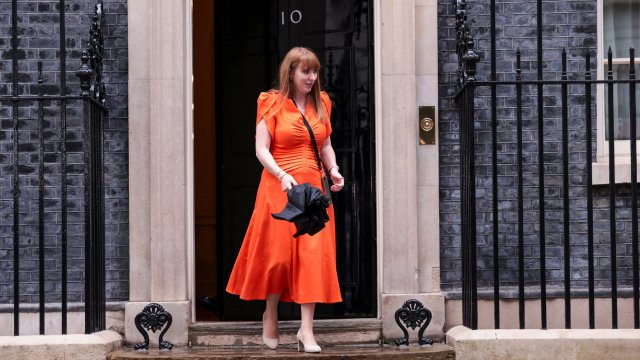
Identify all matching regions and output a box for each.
[258,91,331,174]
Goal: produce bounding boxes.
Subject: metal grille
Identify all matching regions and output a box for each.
[455,0,640,329]
[1,0,106,335]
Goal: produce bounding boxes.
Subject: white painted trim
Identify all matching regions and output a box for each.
[593,160,640,184]
[594,0,640,184]
[596,0,639,158]
[373,0,383,320]
[184,0,196,325]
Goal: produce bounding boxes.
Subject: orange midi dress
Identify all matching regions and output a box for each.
[225,91,342,304]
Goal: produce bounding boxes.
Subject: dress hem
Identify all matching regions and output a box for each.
[226,289,342,304]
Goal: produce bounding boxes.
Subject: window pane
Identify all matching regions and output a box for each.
[603,0,640,58]
[604,64,640,140]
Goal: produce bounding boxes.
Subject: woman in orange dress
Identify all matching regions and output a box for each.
[226,47,344,353]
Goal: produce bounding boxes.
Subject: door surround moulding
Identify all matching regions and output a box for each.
[126,0,193,344]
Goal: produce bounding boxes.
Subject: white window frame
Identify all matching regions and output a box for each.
[594,0,640,184]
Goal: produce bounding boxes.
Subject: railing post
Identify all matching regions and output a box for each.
[606,47,618,329]
[455,0,480,329]
[11,0,20,336]
[585,50,595,329]
[515,49,524,330]
[76,0,106,334]
[59,0,69,335]
[629,47,639,329]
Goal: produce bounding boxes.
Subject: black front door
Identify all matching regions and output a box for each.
[216,0,376,320]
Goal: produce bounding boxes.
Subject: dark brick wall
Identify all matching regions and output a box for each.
[0,0,128,305]
[438,0,640,296]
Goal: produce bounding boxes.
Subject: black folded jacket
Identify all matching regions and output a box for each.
[271,183,330,237]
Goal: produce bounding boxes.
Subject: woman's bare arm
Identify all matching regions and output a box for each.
[255,119,297,191]
[320,137,344,192]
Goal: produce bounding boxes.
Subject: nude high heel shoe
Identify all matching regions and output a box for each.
[263,335,278,350]
[262,313,279,350]
[296,330,321,353]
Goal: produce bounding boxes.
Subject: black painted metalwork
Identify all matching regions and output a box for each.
[453,1,640,331]
[607,47,618,329]
[393,299,433,347]
[88,5,106,105]
[59,0,69,335]
[78,1,107,334]
[631,47,640,329]
[455,0,480,87]
[585,51,595,330]
[77,52,94,97]
[537,0,547,331]
[489,0,500,331]
[516,49,525,330]
[561,49,571,329]
[455,0,480,330]
[11,0,20,337]
[134,303,174,351]
[5,0,107,336]
[38,62,46,335]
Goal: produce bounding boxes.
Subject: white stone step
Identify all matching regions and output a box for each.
[189,318,382,348]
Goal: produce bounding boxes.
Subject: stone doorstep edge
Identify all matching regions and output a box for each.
[447,326,640,360]
[110,344,456,360]
[0,330,123,360]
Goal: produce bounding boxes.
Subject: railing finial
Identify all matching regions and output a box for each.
[455,0,480,86]
[76,0,105,104]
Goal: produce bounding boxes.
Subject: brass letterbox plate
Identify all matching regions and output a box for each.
[419,106,436,145]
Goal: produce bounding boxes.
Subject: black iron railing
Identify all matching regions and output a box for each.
[3,0,107,335]
[455,0,640,330]
[455,0,479,330]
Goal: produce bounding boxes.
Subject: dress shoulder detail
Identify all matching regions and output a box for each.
[319,91,332,118]
[256,92,283,138]
[256,91,283,125]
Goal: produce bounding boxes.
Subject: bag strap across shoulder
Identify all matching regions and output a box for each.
[292,99,323,171]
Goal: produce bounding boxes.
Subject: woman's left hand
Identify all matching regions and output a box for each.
[329,167,344,192]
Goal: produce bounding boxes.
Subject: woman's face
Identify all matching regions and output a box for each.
[291,64,318,96]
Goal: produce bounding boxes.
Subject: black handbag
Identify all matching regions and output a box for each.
[292,99,332,204]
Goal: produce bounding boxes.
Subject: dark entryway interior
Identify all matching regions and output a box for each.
[194,0,376,322]
[193,0,217,321]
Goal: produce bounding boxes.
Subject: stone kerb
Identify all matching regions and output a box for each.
[447,326,640,360]
[0,330,122,360]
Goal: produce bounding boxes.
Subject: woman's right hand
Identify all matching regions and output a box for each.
[280,174,297,192]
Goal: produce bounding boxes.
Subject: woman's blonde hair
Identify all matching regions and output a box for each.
[273,47,327,122]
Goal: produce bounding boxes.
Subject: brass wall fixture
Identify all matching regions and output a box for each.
[418,106,436,145]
